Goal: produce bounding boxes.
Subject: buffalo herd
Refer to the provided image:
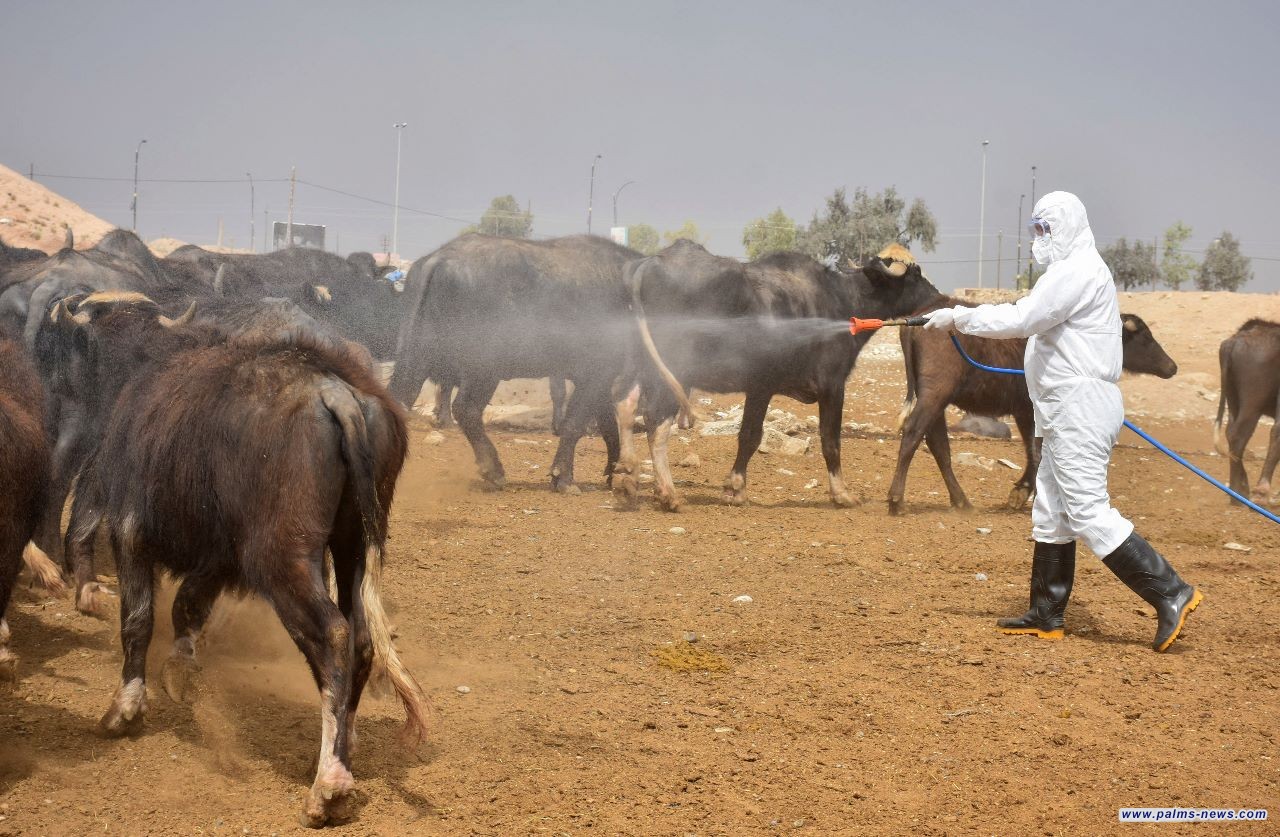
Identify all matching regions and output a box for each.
[0,224,1263,825]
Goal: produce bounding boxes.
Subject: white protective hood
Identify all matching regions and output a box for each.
[1033,191,1096,264]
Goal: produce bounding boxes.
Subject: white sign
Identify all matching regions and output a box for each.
[610,226,629,246]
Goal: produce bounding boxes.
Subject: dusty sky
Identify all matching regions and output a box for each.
[3,0,1278,291]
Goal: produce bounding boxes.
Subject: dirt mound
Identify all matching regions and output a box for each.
[0,162,114,251]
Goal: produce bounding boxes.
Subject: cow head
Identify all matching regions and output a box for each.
[863,243,917,280]
[41,291,197,407]
[1120,313,1177,378]
[856,243,942,317]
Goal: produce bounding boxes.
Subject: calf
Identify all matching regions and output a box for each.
[889,303,1177,514]
[0,338,51,683]
[52,292,427,826]
[619,242,941,510]
[1214,318,1280,502]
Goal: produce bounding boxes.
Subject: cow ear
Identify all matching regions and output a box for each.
[1123,317,1138,333]
[307,284,333,305]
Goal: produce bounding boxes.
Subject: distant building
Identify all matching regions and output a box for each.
[272,221,325,250]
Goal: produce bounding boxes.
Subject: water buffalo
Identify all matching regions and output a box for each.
[889,303,1177,514]
[1214,318,1280,503]
[0,338,51,684]
[389,233,640,493]
[0,236,47,273]
[619,242,941,510]
[52,291,427,826]
[163,245,404,358]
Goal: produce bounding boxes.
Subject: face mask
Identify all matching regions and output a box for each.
[1032,236,1052,265]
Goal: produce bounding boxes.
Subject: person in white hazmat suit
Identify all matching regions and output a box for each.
[923,191,1202,652]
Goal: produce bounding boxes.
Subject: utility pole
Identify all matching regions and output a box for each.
[392,122,407,264]
[1027,165,1037,285]
[1152,234,1159,291]
[996,229,1004,290]
[246,172,255,253]
[28,163,34,182]
[1016,193,1025,284]
[131,138,147,232]
[587,154,602,234]
[217,217,224,248]
[263,207,269,251]
[977,140,989,288]
[286,166,296,249]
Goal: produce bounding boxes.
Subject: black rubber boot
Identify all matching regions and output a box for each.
[997,541,1076,640]
[1103,531,1203,652]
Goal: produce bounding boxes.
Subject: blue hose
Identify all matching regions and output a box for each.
[948,333,1280,526]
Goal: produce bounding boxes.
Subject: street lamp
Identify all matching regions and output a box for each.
[612,180,635,227]
[392,122,408,264]
[977,139,989,288]
[587,154,602,234]
[131,138,147,232]
[246,172,255,253]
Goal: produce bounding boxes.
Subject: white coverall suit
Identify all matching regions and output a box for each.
[936,192,1134,557]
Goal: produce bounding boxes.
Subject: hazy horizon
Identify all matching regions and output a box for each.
[3,0,1277,292]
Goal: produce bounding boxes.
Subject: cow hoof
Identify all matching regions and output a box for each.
[161,654,200,704]
[99,699,147,738]
[656,492,683,513]
[831,491,859,508]
[0,649,16,687]
[480,471,507,490]
[722,490,747,507]
[554,481,581,496]
[302,763,357,828]
[76,582,117,619]
[887,498,905,516]
[612,473,640,509]
[951,501,975,514]
[1005,485,1031,510]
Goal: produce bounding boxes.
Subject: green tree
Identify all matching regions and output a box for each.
[797,186,937,263]
[663,220,706,246]
[1197,231,1252,291]
[627,222,660,255]
[1161,221,1196,291]
[742,208,798,259]
[1101,238,1158,291]
[463,195,533,238]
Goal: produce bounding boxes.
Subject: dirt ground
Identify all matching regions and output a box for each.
[3,293,1279,835]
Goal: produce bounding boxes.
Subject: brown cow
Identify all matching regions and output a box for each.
[889,302,1177,515]
[1214,318,1280,503]
[0,338,52,683]
[52,291,427,826]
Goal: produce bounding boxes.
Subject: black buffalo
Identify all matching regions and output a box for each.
[389,233,639,492]
[620,241,941,510]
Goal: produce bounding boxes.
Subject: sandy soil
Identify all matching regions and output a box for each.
[0,164,114,251]
[3,295,1279,835]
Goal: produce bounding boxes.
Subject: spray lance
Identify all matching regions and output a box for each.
[849,315,929,335]
[846,312,1280,526]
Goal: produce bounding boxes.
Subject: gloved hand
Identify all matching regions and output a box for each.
[923,308,957,330]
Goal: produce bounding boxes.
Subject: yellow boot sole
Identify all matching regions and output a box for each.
[1155,589,1203,652]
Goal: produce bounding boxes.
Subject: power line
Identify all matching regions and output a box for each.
[35,173,289,184]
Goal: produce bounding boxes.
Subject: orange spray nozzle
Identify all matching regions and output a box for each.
[849,315,929,335]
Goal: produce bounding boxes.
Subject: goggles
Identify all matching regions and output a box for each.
[1028,217,1051,238]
